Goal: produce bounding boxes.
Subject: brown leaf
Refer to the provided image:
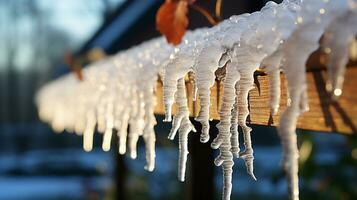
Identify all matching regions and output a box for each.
[64,50,84,81]
[156,0,190,45]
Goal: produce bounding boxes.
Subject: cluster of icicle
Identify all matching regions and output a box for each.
[36,37,177,172]
[163,0,357,200]
[36,0,357,199]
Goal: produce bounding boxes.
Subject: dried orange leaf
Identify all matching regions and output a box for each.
[156,0,189,45]
[64,51,84,81]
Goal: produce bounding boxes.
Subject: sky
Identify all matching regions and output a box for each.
[36,0,126,48]
[0,0,125,71]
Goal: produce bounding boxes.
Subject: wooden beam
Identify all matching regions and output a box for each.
[155,65,357,135]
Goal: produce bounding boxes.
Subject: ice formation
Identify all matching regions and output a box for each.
[36,38,174,172]
[36,0,357,200]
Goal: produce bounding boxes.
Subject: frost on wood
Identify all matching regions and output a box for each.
[36,0,357,200]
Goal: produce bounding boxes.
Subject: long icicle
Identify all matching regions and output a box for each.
[279,1,351,199]
[230,81,240,158]
[102,95,114,151]
[212,61,240,200]
[128,92,146,159]
[195,42,224,143]
[168,78,195,181]
[237,70,257,181]
[143,87,156,172]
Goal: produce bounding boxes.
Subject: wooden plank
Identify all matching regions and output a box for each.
[155,66,357,135]
[188,120,215,200]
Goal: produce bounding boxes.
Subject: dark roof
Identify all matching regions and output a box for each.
[78,0,162,55]
[76,0,276,55]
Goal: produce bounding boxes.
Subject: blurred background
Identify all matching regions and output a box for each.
[0,0,356,199]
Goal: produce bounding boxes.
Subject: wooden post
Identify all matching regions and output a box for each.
[113,134,127,200]
[188,119,216,200]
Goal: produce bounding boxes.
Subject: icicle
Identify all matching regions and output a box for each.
[322,10,357,99]
[118,96,132,155]
[190,73,198,101]
[83,110,96,152]
[96,96,107,133]
[237,70,256,181]
[162,51,189,122]
[194,16,250,144]
[209,2,304,196]
[230,81,240,158]
[163,29,208,122]
[168,78,195,181]
[223,0,284,183]
[168,79,186,140]
[279,1,351,199]
[195,42,225,143]
[51,103,66,133]
[102,96,114,151]
[261,50,283,115]
[211,61,240,200]
[128,92,146,159]
[142,87,157,172]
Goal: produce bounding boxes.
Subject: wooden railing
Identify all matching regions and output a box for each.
[154,52,357,135]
